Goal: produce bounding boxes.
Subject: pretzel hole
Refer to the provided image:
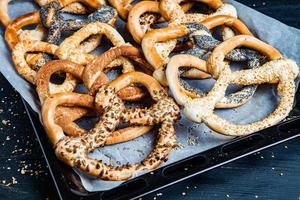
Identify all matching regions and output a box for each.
[50,71,67,85]
[186,2,212,15]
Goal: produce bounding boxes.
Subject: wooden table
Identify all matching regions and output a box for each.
[0,0,299,199]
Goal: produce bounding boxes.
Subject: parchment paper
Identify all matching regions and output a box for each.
[1,0,300,192]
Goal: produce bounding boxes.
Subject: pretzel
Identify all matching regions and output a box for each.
[12,40,77,97]
[42,72,179,180]
[35,0,104,14]
[142,16,254,85]
[159,0,237,25]
[36,59,145,103]
[127,1,193,44]
[40,2,117,45]
[183,58,299,136]
[54,105,153,145]
[83,45,154,95]
[5,12,44,50]
[55,22,131,65]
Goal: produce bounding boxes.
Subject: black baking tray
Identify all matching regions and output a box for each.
[22,84,300,200]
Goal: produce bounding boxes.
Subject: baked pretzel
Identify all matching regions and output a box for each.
[54,106,153,144]
[36,59,146,103]
[183,58,299,135]
[83,45,153,95]
[55,22,130,65]
[159,0,236,25]
[42,72,180,180]
[4,12,44,50]
[142,16,254,85]
[40,2,117,45]
[12,40,77,96]
[35,0,104,14]
[127,1,193,44]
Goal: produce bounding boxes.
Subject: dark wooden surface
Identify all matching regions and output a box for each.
[0,0,300,199]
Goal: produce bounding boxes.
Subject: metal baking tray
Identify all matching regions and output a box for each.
[22,84,300,199]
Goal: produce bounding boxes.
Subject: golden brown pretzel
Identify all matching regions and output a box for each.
[83,45,154,95]
[108,0,133,20]
[42,72,179,180]
[36,60,146,103]
[4,12,44,50]
[55,22,131,66]
[127,1,193,44]
[54,105,153,145]
[12,40,78,97]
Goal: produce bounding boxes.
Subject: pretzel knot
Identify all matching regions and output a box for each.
[43,72,180,180]
[166,35,299,136]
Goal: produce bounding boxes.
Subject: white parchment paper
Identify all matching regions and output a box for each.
[1,0,300,192]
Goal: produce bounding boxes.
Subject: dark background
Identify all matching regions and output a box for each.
[1,0,300,199]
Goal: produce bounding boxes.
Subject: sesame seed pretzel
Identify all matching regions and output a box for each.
[36,60,153,143]
[12,40,77,96]
[35,0,104,14]
[55,22,134,69]
[42,72,180,180]
[183,58,299,136]
[54,106,153,145]
[127,1,193,44]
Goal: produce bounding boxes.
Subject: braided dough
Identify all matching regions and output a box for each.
[42,72,180,180]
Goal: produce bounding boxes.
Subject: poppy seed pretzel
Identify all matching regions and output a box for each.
[43,72,180,180]
[40,2,117,46]
[127,1,193,44]
[55,22,134,70]
[184,58,299,136]
[143,16,254,85]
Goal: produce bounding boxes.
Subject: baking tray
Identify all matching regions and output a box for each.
[22,84,300,199]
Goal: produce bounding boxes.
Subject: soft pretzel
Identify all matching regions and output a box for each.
[35,0,104,14]
[40,2,117,45]
[12,40,77,97]
[54,104,153,145]
[142,16,254,85]
[83,45,154,95]
[36,59,145,103]
[207,35,282,78]
[107,0,134,20]
[55,22,130,65]
[183,58,299,136]
[42,72,179,180]
[5,12,44,50]
[127,1,193,44]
